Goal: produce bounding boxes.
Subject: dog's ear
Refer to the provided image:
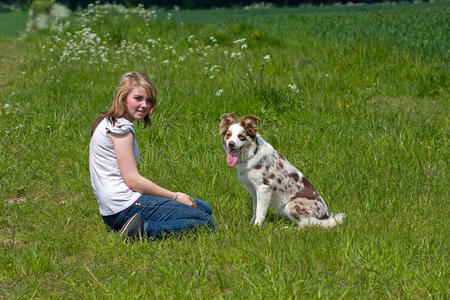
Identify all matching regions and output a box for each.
[220,113,238,135]
[240,115,259,138]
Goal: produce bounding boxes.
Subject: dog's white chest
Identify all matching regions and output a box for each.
[236,164,256,188]
[235,144,274,196]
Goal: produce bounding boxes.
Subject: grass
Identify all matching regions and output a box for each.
[0,2,449,298]
[0,10,28,36]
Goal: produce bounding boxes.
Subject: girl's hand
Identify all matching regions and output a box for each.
[175,193,197,207]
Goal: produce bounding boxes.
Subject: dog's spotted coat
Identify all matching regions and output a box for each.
[220,113,344,228]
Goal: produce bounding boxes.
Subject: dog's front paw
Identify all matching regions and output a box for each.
[254,218,264,226]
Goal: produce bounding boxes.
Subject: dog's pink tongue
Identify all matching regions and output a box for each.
[227,150,239,167]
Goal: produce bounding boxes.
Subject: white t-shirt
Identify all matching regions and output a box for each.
[89,117,141,216]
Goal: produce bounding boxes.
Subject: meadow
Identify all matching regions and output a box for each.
[0,2,449,298]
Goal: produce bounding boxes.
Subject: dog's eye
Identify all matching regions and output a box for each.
[238,134,246,141]
[225,131,231,139]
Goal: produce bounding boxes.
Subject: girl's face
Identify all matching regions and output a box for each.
[124,86,151,122]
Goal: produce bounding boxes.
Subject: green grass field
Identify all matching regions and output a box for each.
[0,2,449,298]
[0,10,27,36]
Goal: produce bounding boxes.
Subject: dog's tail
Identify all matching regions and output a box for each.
[297,213,345,228]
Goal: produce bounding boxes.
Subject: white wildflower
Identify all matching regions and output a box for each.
[241,44,248,49]
[288,83,299,93]
[244,2,273,9]
[209,65,219,72]
[49,3,70,19]
[35,14,49,30]
[264,55,271,61]
[216,89,224,96]
[163,60,170,64]
[233,38,246,44]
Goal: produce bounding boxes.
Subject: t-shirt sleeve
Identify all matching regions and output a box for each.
[105,118,135,136]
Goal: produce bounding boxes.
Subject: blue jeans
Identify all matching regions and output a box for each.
[102,195,216,238]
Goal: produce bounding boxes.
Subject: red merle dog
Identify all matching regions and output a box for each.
[220,113,345,228]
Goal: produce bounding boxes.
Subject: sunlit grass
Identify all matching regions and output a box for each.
[0,2,448,298]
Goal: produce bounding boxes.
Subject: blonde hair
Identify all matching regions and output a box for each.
[91,71,157,136]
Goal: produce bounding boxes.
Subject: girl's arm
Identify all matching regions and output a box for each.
[110,131,196,207]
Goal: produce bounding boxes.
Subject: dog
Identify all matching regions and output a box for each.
[220,113,345,228]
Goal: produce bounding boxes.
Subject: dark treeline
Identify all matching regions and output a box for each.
[1,0,425,10]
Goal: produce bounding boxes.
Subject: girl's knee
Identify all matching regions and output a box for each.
[194,198,213,215]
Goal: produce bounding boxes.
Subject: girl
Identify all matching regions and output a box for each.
[89,71,215,239]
